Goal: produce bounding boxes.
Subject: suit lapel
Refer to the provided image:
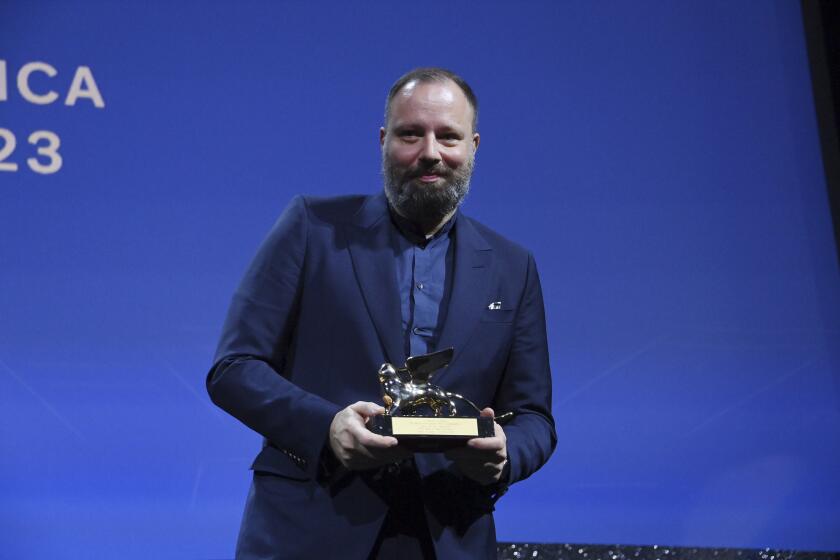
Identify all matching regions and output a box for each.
[435,214,492,383]
[345,194,406,367]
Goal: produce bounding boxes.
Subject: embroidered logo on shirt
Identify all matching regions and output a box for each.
[487,301,502,310]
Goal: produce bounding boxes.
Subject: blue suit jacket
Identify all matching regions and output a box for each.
[207,193,555,559]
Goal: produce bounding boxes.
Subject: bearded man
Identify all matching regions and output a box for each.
[207,67,556,559]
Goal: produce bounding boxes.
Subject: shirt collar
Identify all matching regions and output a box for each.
[388,205,458,247]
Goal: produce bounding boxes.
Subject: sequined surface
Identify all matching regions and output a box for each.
[497,543,840,560]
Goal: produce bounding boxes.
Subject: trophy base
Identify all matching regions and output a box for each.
[369,415,494,452]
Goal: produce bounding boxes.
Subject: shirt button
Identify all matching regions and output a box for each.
[412,327,421,335]
[416,282,424,291]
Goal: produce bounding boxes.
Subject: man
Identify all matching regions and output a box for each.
[207,68,555,559]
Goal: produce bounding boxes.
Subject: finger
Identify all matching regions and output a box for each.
[479,407,495,418]
[350,401,386,418]
[467,435,505,452]
[450,446,501,467]
[353,426,399,448]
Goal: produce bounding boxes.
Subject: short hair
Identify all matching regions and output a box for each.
[384,67,479,132]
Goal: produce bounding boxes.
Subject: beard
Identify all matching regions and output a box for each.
[382,153,474,232]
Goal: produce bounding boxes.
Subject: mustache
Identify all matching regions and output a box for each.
[407,164,452,179]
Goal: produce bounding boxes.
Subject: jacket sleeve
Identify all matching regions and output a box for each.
[206,195,342,479]
[494,252,556,487]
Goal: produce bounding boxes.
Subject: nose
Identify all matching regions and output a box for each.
[419,134,441,165]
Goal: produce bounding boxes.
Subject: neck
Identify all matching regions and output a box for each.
[389,205,457,239]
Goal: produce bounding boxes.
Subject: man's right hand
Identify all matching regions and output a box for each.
[328,401,411,470]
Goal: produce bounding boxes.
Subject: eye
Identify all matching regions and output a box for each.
[397,129,421,142]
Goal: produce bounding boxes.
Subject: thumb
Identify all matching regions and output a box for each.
[479,407,495,418]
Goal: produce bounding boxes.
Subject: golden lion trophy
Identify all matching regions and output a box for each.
[368,347,496,451]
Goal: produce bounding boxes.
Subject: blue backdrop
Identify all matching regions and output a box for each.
[2,1,839,558]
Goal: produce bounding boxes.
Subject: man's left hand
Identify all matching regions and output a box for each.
[445,407,507,486]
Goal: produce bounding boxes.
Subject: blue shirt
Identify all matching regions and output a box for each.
[389,209,456,359]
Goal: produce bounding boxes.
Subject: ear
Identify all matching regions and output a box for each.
[379,127,386,147]
[472,132,480,151]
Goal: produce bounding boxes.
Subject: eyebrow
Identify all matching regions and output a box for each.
[392,123,465,135]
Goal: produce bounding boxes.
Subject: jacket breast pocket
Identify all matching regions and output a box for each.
[480,308,515,323]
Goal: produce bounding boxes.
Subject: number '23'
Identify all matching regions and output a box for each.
[0,128,63,175]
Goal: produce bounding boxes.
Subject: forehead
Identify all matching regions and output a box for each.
[389,79,473,130]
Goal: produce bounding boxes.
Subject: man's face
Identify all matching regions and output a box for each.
[381,79,480,230]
